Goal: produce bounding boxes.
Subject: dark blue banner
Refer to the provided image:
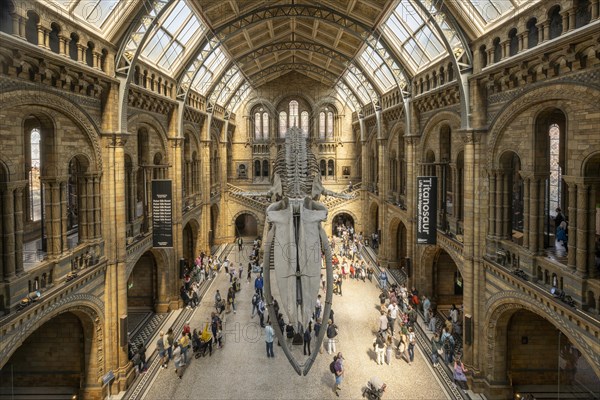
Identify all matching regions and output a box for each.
[152,180,173,248]
[416,176,437,245]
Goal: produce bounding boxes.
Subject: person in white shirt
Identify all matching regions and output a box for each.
[265,321,275,358]
[387,302,399,336]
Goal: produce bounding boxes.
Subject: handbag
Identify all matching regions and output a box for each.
[437,348,444,356]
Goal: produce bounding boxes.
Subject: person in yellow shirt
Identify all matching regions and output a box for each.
[179,332,190,365]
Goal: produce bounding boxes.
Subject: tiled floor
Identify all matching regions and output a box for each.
[142,247,450,400]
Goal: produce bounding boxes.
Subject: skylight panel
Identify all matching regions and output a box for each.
[191,47,229,95]
[415,27,444,58]
[471,0,514,23]
[344,72,370,104]
[140,0,206,73]
[358,47,396,93]
[72,0,119,28]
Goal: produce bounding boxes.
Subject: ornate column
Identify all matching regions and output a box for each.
[561,10,571,33]
[528,176,542,254]
[14,184,26,276]
[566,180,577,271]
[501,40,510,60]
[488,171,497,237]
[92,174,102,239]
[576,184,591,276]
[59,34,69,56]
[522,176,530,249]
[502,172,511,239]
[11,13,22,38]
[2,186,16,280]
[36,24,47,49]
[592,0,599,20]
[61,180,68,251]
[539,21,550,43]
[495,171,503,237]
[77,43,86,64]
[518,31,527,53]
[41,178,66,258]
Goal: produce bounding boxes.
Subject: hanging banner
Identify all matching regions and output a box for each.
[152,180,173,248]
[416,176,437,245]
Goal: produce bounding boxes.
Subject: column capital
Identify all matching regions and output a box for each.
[101,132,130,147]
[457,129,486,144]
[404,135,421,146]
[169,136,184,148]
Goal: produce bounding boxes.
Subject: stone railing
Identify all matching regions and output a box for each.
[0,261,107,364]
[437,231,464,264]
[322,182,361,209]
[226,183,270,214]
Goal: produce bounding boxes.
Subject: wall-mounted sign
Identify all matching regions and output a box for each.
[416,176,437,245]
[152,180,173,248]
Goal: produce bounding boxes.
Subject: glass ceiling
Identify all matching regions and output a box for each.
[46,0,127,31]
[43,0,525,112]
[140,0,206,73]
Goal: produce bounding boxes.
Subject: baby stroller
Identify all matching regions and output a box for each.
[193,326,213,358]
[362,376,386,400]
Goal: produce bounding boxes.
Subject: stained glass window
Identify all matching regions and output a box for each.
[319,112,326,139]
[327,112,334,138]
[279,112,287,138]
[301,111,309,137]
[29,128,41,221]
[549,124,561,216]
[289,101,299,127]
[254,112,261,140]
[262,113,269,138]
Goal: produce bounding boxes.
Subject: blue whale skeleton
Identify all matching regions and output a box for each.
[242,127,353,375]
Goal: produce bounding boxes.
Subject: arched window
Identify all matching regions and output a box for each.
[262,160,269,177]
[25,11,39,45]
[549,124,561,215]
[319,112,326,139]
[289,100,299,127]
[49,24,60,54]
[320,160,326,177]
[508,29,518,57]
[86,41,95,67]
[549,6,563,40]
[575,0,591,28]
[69,33,79,61]
[0,0,14,35]
[301,111,309,137]
[327,159,335,178]
[254,160,261,178]
[327,112,334,138]
[479,45,487,68]
[262,112,269,139]
[29,128,41,221]
[493,37,501,63]
[254,112,261,140]
[527,18,538,49]
[279,111,287,138]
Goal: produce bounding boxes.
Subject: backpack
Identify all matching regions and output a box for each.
[252,294,259,306]
[329,357,337,374]
[215,292,221,302]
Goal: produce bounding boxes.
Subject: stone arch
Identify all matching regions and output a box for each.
[368,201,379,238]
[0,90,103,172]
[388,217,408,267]
[126,246,169,281]
[581,151,600,176]
[233,210,260,238]
[0,295,104,375]
[244,97,277,119]
[487,83,600,169]
[0,152,17,181]
[484,291,600,384]
[419,110,461,154]
[272,91,316,113]
[128,113,169,159]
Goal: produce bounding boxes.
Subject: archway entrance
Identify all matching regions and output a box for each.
[0,312,98,398]
[210,204,219,247]
[491,309,600,398]
[332,213,354,237]
[389,220,407,270]
[433,249,463,307]
[128,251,158,313]
[235,213,258,237]
[182,222,197,265]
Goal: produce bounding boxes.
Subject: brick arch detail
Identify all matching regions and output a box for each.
[419,244,463,278]
[487,83,600,169]
[128,112,169,161]
[0,294,104,378]
[126,247,170,281]
[0,89,103,171]
[484,291,600,382]
[419,110,461,158]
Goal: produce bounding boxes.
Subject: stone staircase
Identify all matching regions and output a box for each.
[130,312,167,351]
[226,183,269,214]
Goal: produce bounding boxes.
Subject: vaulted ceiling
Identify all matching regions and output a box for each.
[43,0,536,113]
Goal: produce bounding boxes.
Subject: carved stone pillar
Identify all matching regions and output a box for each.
[36,25,47,49]
[502,172,511,239]
[495,171,504,237]
[518,32,527,53]
[567,181,577,271]
[501,40,510,60]
[92,175,102,239]
[77,43,86,64]
[79,175,90,241]
[59,35,69,56]
[488,171,497,237]
[14,185,25,275]
[540,21,550,42]
[561,11,571,32]
[11,13,21,38]
[528,177,542,254]
[61,180,68,251]
[2,187,16,280]
[576,184,591,276]
[592,0,599,20]
[522,176,530,249]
